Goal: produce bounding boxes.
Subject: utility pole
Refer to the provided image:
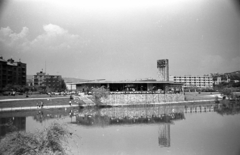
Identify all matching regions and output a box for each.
[45,61,46,74]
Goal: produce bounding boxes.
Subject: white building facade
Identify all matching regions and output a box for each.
[66,82,76,91]
[172,75,213,88]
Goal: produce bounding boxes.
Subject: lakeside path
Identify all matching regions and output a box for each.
[0,104,79,112]
[0,96,68,102]
[0,95,83,112]
[0,93,222,112]
[74,95,217,107]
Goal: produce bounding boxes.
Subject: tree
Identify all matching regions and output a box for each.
[2,84,14,91]
[219,88,235,99]
[92,86,109,106]
[59,80,67,92]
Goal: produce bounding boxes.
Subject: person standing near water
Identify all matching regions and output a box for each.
[41,102,44,108]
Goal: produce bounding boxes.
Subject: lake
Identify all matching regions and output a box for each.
[1,101,240,155]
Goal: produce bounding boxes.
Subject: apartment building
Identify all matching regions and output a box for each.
[33,71,64,91]
[44,75,63,90]
[0,57,26,89]
[171,75,213,88]
[33,71,46,86]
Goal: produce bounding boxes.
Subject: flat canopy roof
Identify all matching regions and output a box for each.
[73,80,183,85]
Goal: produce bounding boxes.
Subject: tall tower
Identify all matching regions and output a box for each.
[157,59,169,81]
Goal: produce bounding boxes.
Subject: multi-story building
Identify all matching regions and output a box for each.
[44,75,64,91]
[0,57,26,89]
[33,71,64,91]
[33,71,46,86]
[214,77,222,85]
[172,75,213,88]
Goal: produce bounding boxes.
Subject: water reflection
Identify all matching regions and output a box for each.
[0,107,78,137]
[215,101,240,115]
[70,101,240,149]
[1,101,240,148]
[159,124,170,147]
[74,103,218,127]
[72,103,217,148]
[0,117,26,137]
[33,109,69,123]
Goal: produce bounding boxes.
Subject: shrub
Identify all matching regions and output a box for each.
[91,87,109,105]
[218,87,239,100]
[0,123,70,155]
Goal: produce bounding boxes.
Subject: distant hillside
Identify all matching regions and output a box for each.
[63,77,89,83]
[211,71,240,81]
[27,75,89,83]
[225,71,240,80]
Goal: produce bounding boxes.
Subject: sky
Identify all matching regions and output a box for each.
[0,0,239,80]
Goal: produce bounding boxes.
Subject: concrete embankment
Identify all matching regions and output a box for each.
[101,94,185,105]
[76,93,219,108]
[79,99,216,108]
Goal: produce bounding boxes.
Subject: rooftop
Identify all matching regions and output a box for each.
[72,80,183,85]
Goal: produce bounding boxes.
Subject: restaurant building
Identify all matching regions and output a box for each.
[74,59,183,94]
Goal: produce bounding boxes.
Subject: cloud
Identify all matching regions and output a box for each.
[31,24,81,51]
[0,24,84,53]
[0,27,12,37]
[43,24,67,35]
[0,26,29,45]
[11,27,29,41]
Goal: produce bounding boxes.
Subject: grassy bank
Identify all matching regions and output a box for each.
[184,92,220,101]
[0,94,65,100]
[0,107,78,118]
[0,97,72,108]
